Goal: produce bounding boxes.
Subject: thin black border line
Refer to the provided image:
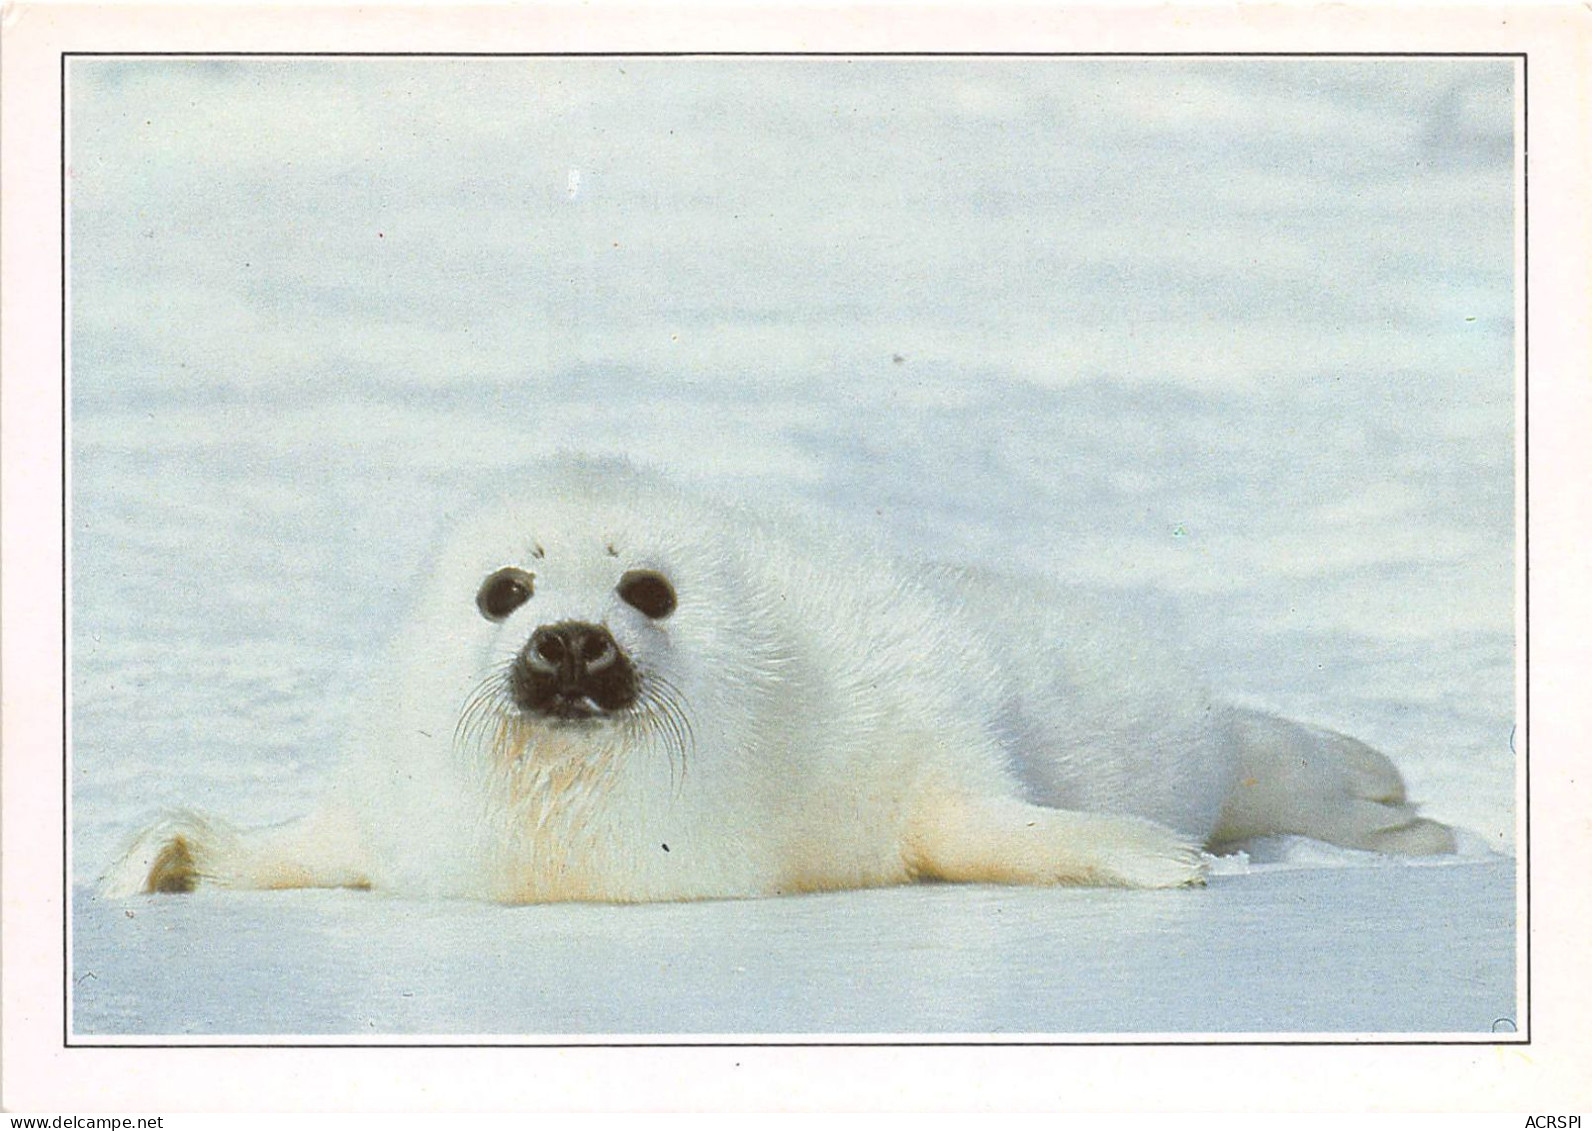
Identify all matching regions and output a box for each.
[1520,48,1531,1043]
[56,1044,1521,1051]
[61,49,71,1052]
[61,50,1522,58]
[59,49,1531,1051]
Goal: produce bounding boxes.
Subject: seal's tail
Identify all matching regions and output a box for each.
[1210,708,1457,855]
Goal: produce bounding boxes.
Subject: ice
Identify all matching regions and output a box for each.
[73,858,1515,1038]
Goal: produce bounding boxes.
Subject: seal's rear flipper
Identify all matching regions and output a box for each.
[1210,708,1457,855]
[1357,816,1458,855]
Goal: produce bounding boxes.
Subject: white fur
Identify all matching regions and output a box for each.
[100,458,1453,903]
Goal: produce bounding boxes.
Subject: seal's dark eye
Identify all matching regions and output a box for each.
[476,567,534,621]
[617,569,676,620]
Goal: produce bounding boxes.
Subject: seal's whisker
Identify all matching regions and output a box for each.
[454,660,521,767]
[661,676,697,781]
[635,672,694,794]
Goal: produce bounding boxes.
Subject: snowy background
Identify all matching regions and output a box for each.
[68,57,1517,1037]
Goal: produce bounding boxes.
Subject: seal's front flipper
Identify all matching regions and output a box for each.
[1211,708,1457,855]
[904,791,1207,890]
[98,806,371,897]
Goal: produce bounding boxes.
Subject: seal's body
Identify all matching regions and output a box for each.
[102,460,1455,902]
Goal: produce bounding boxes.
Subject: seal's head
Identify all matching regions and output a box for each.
[415,460,761,788]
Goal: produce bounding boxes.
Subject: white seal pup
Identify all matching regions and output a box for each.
[101,459,1455,902]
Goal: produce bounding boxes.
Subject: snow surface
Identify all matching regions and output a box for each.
[73,856,1513,1037]
[67,57,1517,1037]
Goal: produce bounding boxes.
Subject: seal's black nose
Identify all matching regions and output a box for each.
[514,621,636,718]
[528,621,620,684]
